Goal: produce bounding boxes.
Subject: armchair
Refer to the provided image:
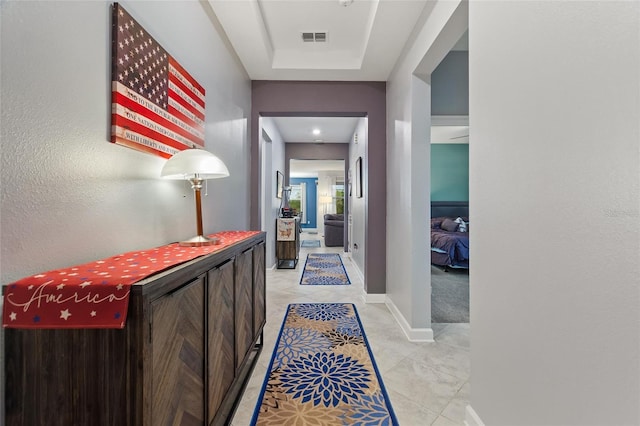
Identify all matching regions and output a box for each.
[323,213,344,247]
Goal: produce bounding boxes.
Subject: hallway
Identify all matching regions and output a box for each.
[232,233,470,425]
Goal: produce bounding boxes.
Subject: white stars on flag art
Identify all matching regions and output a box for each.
[90,311,97,317]
[60,309,72,321]
[9,312,17,321]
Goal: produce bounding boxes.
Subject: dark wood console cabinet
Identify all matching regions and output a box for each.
[4,232,266,426]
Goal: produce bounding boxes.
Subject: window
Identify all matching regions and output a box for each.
[289,183,306,222]
[332,181,344,214]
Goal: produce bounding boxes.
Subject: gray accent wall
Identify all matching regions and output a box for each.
[431,50,468,116]
[251,81,387,294]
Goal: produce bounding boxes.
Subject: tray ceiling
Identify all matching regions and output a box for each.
[207,0,434,81]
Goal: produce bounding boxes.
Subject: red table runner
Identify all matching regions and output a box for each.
[2,230,260,329]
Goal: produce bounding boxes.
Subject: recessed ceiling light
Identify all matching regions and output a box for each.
[312,128,321,136]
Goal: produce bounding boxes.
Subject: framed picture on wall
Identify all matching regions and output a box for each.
[276,171,284,199]
[355,156,363,198]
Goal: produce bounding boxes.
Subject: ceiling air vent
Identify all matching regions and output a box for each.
[301,32,328,43]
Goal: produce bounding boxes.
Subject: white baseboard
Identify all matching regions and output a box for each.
[362,291,386,304]
[385,298,434,342]
[347,256,365,284]
[465,405,485,426]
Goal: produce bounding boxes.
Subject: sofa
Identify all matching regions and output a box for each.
[323,214,344,247]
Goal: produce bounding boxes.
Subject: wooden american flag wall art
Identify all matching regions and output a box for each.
[111,3,205,159]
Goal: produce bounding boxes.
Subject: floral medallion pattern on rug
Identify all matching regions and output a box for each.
[251,303,398,426]
[300,254,351,286]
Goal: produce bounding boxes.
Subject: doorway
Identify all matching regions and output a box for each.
[429,36,470,325]
[290,159,345,238]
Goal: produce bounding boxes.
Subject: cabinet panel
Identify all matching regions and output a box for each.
[235,248,254,370]
[253,242,266,338]
[151,277,205,426]
[4,328,130,426]
[207,260,235,423]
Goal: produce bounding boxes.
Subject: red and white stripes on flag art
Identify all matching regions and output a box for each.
[110,4,205,159]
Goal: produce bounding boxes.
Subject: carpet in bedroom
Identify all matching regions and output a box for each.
[431,265,469,323]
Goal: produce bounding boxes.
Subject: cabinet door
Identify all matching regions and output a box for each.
[207,260,235,423]
[253,242,266,339]
[151,277,205,425]
[235,248,254,371]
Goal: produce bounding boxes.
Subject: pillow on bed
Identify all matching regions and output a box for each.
[440,218,459,232]
[431,218,445,229]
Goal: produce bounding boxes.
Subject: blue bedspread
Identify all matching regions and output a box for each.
[431,229,469,264]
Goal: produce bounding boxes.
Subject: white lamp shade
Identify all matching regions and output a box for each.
[161,149,229,180]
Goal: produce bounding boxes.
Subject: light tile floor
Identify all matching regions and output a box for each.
[231,233,470,426]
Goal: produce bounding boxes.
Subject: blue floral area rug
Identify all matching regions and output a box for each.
[300,253,351,286]
[251,303,398,426]
[301,239,321,248]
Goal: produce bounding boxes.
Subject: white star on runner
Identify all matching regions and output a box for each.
[9,312,17,321]
[60,309,72,320]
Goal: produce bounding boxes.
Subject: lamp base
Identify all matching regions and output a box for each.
[179,235,221,247]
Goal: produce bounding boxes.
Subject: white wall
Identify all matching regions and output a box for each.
[469,1,640,424]
[349,118,367,277]
[259,117,285,268]
[386,0,467,339]
[0,0,251,282]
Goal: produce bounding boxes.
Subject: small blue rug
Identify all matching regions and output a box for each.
[301,239,321,248]
[250,303,398,425]
[300,253,350,285]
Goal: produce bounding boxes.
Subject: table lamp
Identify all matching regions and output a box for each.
[161,148,229,246]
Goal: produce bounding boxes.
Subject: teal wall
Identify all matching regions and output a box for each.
[431,144,469,201]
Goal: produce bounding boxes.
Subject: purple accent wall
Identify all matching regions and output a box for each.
[285,143,350,252]
[251,80,387,295]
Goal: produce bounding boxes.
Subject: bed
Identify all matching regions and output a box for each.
[431,201,469,269]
